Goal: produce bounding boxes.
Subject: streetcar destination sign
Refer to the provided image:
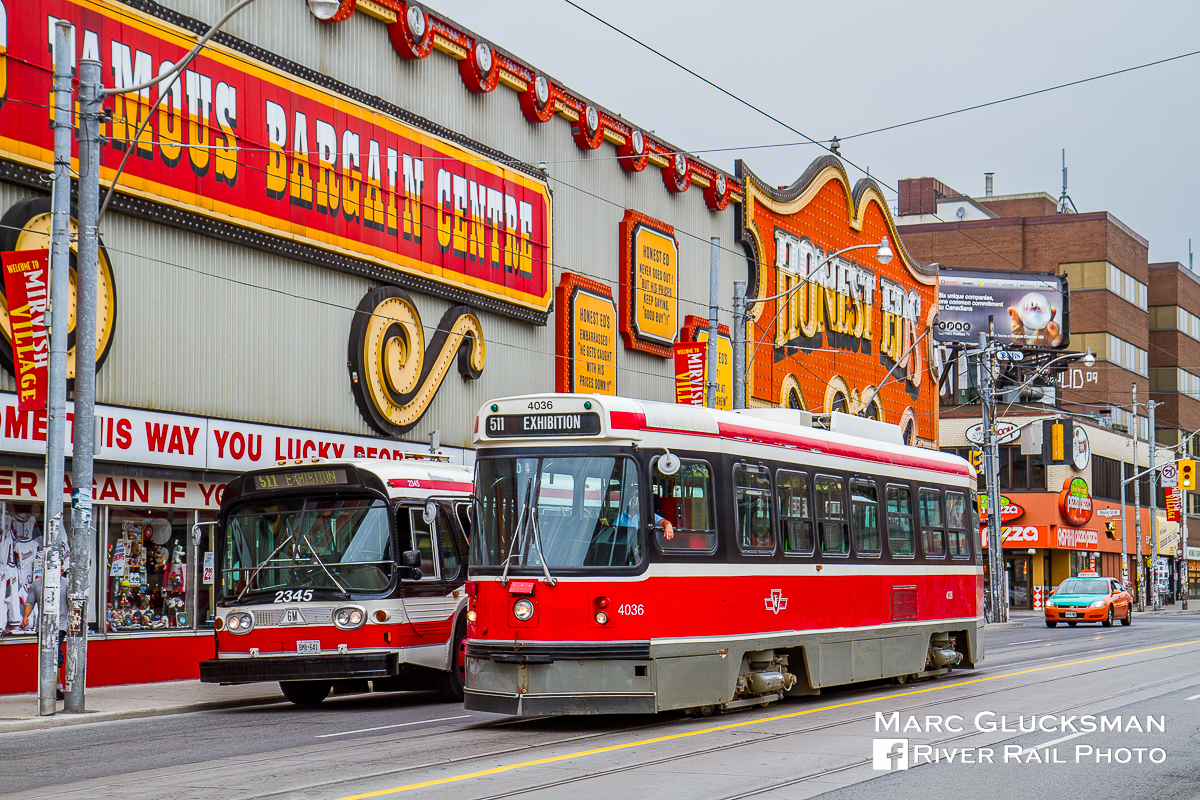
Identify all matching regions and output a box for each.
[486,413,602,437]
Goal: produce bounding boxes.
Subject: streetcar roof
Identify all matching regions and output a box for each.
[251,458,473,498]
[475,393,973,480]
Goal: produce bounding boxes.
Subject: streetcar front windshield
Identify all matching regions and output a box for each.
[221,497,393,599]
[472,456,643,570]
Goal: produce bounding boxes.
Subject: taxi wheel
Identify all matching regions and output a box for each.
[1045,620,1057,628]
[1102,606,1114,627]
[1067,621,1078,627]
[1122,607,1133,626]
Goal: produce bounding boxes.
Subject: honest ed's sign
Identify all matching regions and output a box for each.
[935,269,1069,349]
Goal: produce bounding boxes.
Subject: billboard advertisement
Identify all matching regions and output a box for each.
[934,269,1068,348]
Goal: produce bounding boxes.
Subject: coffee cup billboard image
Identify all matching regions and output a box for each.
[1007,292,1063,347]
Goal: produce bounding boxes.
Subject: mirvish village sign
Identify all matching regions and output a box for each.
[737,157,940,445]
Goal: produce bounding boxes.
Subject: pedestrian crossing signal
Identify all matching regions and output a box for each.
[1181,460,1197,490]
[1105,521,1117,539]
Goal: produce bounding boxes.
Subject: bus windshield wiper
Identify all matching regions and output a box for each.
[500,479,532,586]
[302,533,349,597]
[237,532,294,603]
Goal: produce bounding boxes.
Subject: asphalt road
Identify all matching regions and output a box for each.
[3,614,1199,800]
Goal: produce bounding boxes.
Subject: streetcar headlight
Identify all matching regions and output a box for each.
[594,611,608,625]
[334,605,367,630]
[512,598,535,621]
[466,609,477,623]
[1089,600,1107,609]
[226,612,253,634]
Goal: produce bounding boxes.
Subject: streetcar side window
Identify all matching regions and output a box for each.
[815,474,849,555]
[407,509,441,580]
[777,470,814,556]
[918,488,946,558]
[945,491,970,559]
[733,464,776,554]
[851,479,881,556]
[885,485,915,557]
[651,458,717,554]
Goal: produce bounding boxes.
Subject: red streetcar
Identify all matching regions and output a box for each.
[464,394,983,715]
[200,457,473,705]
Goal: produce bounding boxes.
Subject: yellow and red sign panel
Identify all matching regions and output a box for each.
[738,158,938,442]
[673,342,705,405]
[556,274,616,395]
[619,211,677,355]
[1,0,552,314]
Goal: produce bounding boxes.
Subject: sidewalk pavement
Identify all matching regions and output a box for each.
[982,604,1200,629]
[0,680,286,733]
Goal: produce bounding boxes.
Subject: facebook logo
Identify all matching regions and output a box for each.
[872,738,909,771]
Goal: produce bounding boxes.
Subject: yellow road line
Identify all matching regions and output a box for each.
[336,637,1200,799]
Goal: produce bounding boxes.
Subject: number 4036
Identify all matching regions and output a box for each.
[616,603,644,616]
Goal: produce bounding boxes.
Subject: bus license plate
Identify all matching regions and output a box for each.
[297,640,320,654]
[1064,611,1078,618]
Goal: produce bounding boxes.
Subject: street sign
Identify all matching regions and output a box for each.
[1097,508,1122,518]
[965,421,1021,446]
[1161,462,1178,488]
[995,350,1025,362]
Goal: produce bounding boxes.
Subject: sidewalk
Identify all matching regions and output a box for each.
[0,680,286,733]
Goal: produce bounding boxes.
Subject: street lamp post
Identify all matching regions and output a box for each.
[731,237,893,410]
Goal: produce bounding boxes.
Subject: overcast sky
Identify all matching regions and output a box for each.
[431,0,1199,266]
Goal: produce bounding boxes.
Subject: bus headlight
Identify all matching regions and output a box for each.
[512,598,535,621]
[334,605,367,630]
[226,612,253,634]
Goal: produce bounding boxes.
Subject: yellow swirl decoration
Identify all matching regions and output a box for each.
[349,286,485,435]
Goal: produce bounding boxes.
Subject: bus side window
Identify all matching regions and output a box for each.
[886,485,915,556]
[651,458,716,554]
[733,464,775,554]
[456,502,472,539]
[406,509,440,580]
[945,491,970,558]
[918,488,945,558]
[851,479,880,556]
[777,470,813,555]
[815,474,848,555]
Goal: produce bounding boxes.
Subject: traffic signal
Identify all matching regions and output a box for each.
[968,450,983,472]
[1180,459,1197,490]
[1105,521,1117,539]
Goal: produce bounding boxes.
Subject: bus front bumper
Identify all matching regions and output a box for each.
[200,652,400,684]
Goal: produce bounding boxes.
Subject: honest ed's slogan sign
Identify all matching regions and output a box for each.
[0,250,49,411]
[556,274,617,396]
[935,269,1069,349]
[0,0,552,315]
[620,211,678,356]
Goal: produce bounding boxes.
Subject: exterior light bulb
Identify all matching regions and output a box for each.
[876,237,893,265]
[307,0,342,20]
[1083,348,1095,368]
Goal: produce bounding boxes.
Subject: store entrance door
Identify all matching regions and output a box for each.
[1005,554,1032,610]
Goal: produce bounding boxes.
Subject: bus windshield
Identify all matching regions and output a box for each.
[472,456,642,570]
[221,497,393,599]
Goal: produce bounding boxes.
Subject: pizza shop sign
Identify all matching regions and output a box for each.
[1059,477,1093,526]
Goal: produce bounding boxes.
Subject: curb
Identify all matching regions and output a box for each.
[0,695,285,734]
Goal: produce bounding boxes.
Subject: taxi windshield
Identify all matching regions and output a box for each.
[1056,578,1110,595]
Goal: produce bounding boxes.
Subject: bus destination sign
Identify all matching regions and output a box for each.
[253,469,350,491]
[486,413,602,438]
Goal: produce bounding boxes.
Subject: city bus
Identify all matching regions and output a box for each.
[464,394,983,715]
[200,457,472,705]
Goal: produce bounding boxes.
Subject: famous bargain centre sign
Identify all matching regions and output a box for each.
[737,157,939,442]
[0,0,552,315]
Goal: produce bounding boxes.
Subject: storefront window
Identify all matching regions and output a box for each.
[105,509,193,632]
[193,512,217,629]
[1,502,62,636]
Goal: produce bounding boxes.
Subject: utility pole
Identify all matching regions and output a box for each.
[978,330,1006,623]
[1132,385,1144,611]
[706,237,719,410]
[1149,400,1161,610]
[38,20,75,717]
[732,281,746,410]
[1182,486,1189,611]
[63,59,102,713]
[1120,450,1128,591]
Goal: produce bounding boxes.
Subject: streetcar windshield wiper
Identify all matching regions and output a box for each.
[236,532,294,603]
[528,505,557,587]
[302,533,349,597]
[500,478,532,586]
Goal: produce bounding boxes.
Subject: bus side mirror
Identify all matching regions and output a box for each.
[402,549,423,580]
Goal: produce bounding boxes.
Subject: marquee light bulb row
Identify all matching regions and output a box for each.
[317,0,738,211]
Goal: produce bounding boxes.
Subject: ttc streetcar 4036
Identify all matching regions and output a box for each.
[199,456,473,705]
[464,394,983,716]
